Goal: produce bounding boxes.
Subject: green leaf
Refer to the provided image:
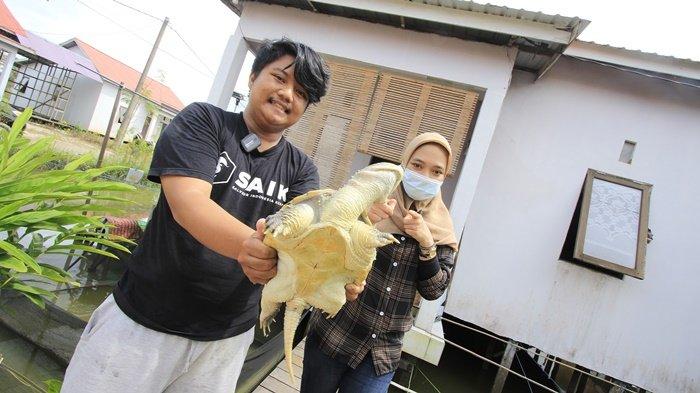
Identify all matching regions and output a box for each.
[31,267,78,286]
[91,233,138,246]
[0,210,65,226]
[63,153,93,170]
[26,232,46,258]
[0,200,28,221]
[53,204,121,215]
[21,291,46,309]
[48,215,107,227]
[0,107,32,170]
[38,263,73,278]
[0,256,27,272]
[0,137,53,176]
[72,236,131,253]
[9,281,55,296]
[44,379,63,393]
[0,240,41,273]
[46,244,119,259]
[56,181,137,193]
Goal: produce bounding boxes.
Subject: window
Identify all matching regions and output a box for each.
[284,60,378,188]
[285,58,480,188]
[358,73,479,176]
[572,169,652,279]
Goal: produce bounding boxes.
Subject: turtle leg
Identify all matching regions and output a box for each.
[306,277,347,318]
[265,203,315,238]
[346,221,398,273]
[260,252,296,335]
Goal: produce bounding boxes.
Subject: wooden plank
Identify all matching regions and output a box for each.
[276,360,303,379]
[270,367,302,391]
[261,374,299,393]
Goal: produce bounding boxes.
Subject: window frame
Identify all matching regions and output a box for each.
[573,169,652,279]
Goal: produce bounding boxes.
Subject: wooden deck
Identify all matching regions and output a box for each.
[253,339,305,393]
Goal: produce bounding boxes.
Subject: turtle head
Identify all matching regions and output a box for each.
[357,162,404,201]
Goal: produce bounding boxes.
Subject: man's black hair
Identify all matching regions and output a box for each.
[251,38,330,105]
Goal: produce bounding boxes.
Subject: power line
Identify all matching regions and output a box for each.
[167,25,215,75]
[110,0,162,22]
[74,0,213,78]
[111,0,215,75]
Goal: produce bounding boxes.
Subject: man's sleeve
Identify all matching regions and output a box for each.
[288,158,320,200]
[148,102,222,184]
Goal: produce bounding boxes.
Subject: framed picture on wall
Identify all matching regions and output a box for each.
[574,169,652,279]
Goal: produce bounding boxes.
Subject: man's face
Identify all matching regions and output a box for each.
[247,54,309,133]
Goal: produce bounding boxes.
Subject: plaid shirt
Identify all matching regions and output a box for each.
[309,234,455,375]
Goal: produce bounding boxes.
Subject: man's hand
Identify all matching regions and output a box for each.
[238,219,278,285]
[367,199,397,224]
[345,281,365,302]
[403,210,433,247]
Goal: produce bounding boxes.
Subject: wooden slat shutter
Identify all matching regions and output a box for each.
[284,60,378,188]
[359,73,479,175]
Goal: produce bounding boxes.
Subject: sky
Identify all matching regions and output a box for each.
[5,0,698,109]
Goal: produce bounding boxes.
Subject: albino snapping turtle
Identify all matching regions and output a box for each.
[260,162,404,383]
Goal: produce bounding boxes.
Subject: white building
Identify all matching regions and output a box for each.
[59,38,183,142]
[210,1,699,392]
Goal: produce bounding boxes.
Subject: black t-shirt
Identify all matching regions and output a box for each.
[113,102,319,341]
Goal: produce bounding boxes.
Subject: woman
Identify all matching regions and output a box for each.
[300,132,458,393]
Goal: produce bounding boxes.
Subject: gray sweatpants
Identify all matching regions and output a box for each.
[61,295,254,393]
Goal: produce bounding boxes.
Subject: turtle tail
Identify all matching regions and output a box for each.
[284,297,308,385]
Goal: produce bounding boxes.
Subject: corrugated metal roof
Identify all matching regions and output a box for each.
[566,40,700,83]
[17,32,102,82]
[417,0,583,32]
[224,0,589,74]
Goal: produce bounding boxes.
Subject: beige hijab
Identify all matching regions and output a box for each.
[375,133,458,251]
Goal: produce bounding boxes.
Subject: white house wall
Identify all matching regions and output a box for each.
[89,83,149,138]
[62,74,101,129]
[446,56,700,393]
[238,1,515,238]
[89,82,118,135]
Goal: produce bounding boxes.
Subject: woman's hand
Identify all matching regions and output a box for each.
[367,199,397,224]
[345,281,366,301]
[403,210,433,247]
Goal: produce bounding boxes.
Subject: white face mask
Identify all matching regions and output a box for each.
[402,169,443,201]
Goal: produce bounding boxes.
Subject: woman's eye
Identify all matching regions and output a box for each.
[273,74,284,82]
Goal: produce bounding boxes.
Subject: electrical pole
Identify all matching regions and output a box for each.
[113,16,169,146]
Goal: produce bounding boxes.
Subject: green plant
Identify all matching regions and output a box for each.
[0,108,137,308]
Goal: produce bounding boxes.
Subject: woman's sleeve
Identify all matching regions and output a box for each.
[416,245,455,300]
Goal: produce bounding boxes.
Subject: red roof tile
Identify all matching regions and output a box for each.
[0,0,27,40]
[71,38,184,111]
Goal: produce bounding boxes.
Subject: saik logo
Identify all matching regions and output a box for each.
[234,173,289,203]
[213,151,236,184]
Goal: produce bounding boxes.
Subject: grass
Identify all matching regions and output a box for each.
[36,140,160,218]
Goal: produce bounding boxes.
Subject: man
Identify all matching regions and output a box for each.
[62,38,348,392]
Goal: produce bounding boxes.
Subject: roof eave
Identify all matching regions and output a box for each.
[219,0,243,15]
[310,0,583,45]
[565,40,700,81]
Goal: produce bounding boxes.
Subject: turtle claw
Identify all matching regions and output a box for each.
[261,316,276,336]
[376,232,398,246]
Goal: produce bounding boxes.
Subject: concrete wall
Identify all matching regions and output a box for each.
[62,74,101,129]
[446,56,700,392]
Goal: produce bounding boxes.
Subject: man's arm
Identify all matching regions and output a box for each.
[161,175,277,284]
